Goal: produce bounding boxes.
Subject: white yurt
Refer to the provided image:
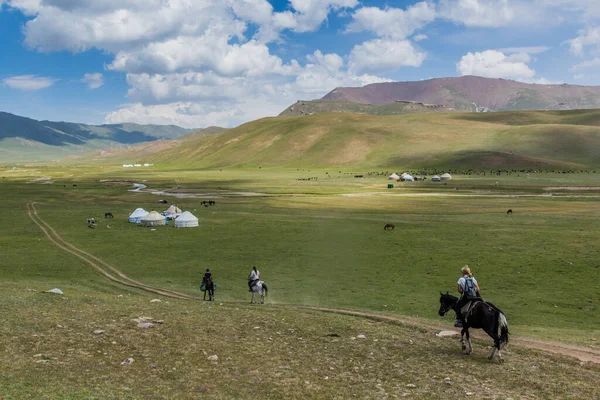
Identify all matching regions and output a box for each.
[174,211,199,228]
[402,174,415,182]
[164,204,182,216]
[441,173,453,180]
[128,208,148,224]
[140,211,166,227]
[389,173,400,180]
[432,175,441,182]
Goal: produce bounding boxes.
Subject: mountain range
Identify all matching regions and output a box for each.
[0,111,223,162]
[321,76,600,113]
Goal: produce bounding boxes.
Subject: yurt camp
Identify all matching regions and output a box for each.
[128,208,148,224]
[441,173,453,180]
[388,173,400,180]
[174,211,199,228]
[140,211,166,227]
[432,175,441,182]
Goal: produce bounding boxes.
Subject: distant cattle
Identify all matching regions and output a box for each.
[72,184,77,187]
[105,212,114,219]
[507,209,513,215]
[158,199,168,204]
[384,223,395,231]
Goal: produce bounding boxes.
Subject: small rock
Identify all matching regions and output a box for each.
[357,334,367,339]
[137,322,154,329]
[152,320,164,324]
[466,392,474,396]
[33,354,43,358]
[111,341,117,345]
[406,384,416,388]
[253,326,260,329]
[121,358,134,366]
[436,330,460,337]
[150,299,161,303]
[92,330,105,335]
[150,363,157,369]
[46,288,63,295]
[207,355,218,361]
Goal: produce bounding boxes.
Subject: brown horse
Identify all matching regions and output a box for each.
[384,223,395,230]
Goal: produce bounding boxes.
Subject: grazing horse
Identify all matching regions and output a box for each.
[250,280,268,304]
[384,223,395,230]
[201,278,215,301]
[105,212,114,219]
[438,292,509,362]
[506,209,513,215]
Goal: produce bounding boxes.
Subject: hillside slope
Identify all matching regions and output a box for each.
[279,99,453,116]
[322,76,600,112]
[148,109,600,169]
[0,111,213,162]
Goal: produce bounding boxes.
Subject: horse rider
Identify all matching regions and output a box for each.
[453,265,481,327]
[203,268,212,284]
[248,266,260,292]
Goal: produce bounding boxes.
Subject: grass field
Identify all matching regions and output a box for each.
[1,166,599,398]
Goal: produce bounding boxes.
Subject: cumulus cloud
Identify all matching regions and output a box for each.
[439,0,522,27]
[567,26,600,57]
[105,50,390,128]
[3,0,389,127]
[82,72,104,89]
[347,1,435,39]
[349,39,426,74]
[456,50,536,80]
[2,74,56,90]
[413,34,429,42]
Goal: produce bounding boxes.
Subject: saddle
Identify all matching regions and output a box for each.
[460,298,483,321]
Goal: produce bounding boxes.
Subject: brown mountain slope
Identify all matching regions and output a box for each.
[322,76,600,112]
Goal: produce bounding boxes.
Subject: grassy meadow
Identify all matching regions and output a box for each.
[1,165,600,398]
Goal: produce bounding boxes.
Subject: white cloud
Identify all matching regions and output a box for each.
[439,0,528,27]
[104,50,390,128]
[108,38,298,77]
[82,72,104,89]
[2,74,56,90]
[571,57,600,70]
[567,26,600,57]
[413,34,429,42]
[456,50,536,80]
[349,39,426,74]
[348,2,435,39]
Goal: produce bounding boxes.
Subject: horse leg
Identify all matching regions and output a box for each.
[465,329,473,355]
[460,328,466,351]
[484,326,502,362]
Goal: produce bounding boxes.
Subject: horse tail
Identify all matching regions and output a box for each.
[498,312,509,345]
[262,282,268,297]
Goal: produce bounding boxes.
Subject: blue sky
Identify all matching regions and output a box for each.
[1,0,600,128]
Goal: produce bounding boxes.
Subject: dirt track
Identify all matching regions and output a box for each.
[27,202,600,364]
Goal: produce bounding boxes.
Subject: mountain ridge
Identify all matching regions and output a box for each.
[321,76,600,112]
[0,111,224,162]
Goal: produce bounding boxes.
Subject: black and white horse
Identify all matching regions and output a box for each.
[250,281,268,304]
[438,292,509,362]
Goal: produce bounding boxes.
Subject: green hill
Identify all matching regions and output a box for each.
[148,109,600,169]
[279,99,453,116]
